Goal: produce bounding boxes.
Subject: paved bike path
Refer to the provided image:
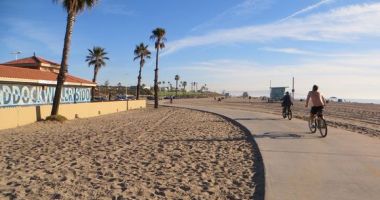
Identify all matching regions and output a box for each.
[167,104,380,200]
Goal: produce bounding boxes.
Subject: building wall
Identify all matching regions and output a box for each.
[0,100,146,130]
[0,83,92,107]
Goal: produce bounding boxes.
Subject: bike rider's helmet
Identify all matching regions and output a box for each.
[285,91,289,95]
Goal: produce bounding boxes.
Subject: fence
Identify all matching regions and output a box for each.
[0,100,146,130]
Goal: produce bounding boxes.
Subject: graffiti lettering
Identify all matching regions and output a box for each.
[0,84,91,107]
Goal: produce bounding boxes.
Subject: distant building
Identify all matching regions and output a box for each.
[270,87,288,100]
[0,56,96,107]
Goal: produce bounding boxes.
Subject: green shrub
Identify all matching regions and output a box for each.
[45,115,68,122]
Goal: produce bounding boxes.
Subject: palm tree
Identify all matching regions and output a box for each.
[133,43,151,100]
[158,81,162,91]
[182,81,187,91]
[86,46,109,101]
[150,27,166,108]
[174,74,180,96]
[51,0,98,116]
[168,81,172,91]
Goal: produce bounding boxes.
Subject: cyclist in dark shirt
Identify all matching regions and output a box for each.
[281,91,293,115]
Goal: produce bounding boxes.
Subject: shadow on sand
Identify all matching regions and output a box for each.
[161,136,247,143]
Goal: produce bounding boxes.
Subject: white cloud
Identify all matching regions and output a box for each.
[168,54,380,99]
[259,47,380,58]
[164,3,380,55]
[3,19,62,55]
[260,47,315,55]
[233,0,270,16]
[101,4,134,16]
[279,0,335,22]
[191,0,273,31]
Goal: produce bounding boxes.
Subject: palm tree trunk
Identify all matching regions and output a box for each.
[175,80,178,96]
[136,61,143,100]
[154,47,159,108]
[91,66,99,101]
[51,12,75,116]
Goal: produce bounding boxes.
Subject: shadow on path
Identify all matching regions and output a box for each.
[253,132,320,140]
[234,117,280,121]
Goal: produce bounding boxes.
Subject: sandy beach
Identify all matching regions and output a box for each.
[0,107,258,199]
[168,98,380,138]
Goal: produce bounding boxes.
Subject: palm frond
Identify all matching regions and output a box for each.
[86,46,109,69]
[53,0,98,14]
[133,42,151,64]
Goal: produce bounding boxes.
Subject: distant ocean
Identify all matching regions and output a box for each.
[226,91,380,105]
[345,99,380,104]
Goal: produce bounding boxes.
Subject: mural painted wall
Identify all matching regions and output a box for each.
[0,84,91,107]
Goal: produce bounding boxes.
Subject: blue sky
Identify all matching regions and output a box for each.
[1,0,380,99]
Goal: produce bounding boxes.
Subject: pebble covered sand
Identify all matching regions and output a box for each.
[0,107,257,199]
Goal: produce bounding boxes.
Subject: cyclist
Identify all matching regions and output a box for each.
[281,91,293,116]
[305,85,326,123]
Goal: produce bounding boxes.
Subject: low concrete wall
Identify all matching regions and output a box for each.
[127,99,146,110]
[0,100,146,130]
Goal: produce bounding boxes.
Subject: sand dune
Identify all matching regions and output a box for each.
[0,107,257,199]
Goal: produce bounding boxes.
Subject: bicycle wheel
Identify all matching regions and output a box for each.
[282,111,286,118]
[308,119,317,133]
[288,110,292,120]
[318,118,328,137]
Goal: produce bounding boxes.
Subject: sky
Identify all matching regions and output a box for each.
[1,0,380,100]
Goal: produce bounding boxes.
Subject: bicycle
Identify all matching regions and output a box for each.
[308,110,327,137]
[282,106,292,120]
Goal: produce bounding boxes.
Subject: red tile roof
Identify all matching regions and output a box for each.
[3,56,60,66]
[0,65,95,86]
[2,56,60,66]
[35,56,60,66]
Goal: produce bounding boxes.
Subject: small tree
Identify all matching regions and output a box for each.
[242,92,249,98]
[133,43,151,100]
[104,80,110,87]
[104,80,110,99]
[182,81,187,91]
[174,74,180,96]
[150,27,166,108]
[86,46,109,101]
[117,82,122,95]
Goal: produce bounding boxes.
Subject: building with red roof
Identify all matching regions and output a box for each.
[0,56,95,86]
[0,56,96,107]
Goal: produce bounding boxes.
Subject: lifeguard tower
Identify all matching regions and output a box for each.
[268,86,288,102]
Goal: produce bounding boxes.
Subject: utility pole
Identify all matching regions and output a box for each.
[125,73,128,96]
[292,77,295,100]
